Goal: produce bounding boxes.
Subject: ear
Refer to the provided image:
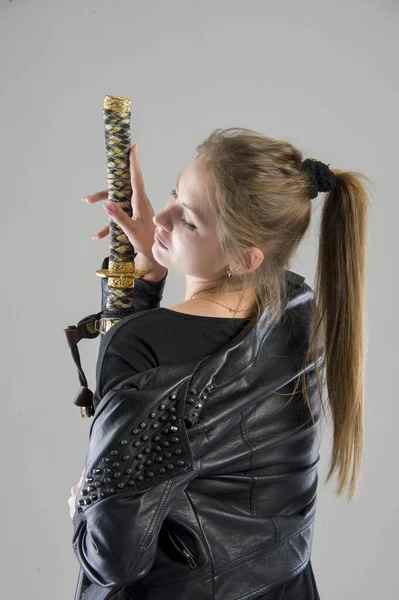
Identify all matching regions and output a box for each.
[244,247,264,274]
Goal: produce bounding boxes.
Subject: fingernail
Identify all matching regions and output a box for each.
[104,201,116,215]
[92,234,98,239]
[81,197,88,202]
[135,142,139,154]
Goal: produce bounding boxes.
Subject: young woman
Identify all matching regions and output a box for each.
[70,128,372,599]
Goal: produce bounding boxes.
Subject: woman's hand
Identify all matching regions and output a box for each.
[68,468,86,520]
[82,144,158,262]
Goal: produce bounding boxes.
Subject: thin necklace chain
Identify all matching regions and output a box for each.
[188,292,249,313]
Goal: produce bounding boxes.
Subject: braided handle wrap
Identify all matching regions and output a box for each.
[95,95,148,333]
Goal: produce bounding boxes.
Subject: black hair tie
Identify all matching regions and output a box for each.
[302,158,337,200]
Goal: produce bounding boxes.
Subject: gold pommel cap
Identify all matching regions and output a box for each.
[103,95,131,113]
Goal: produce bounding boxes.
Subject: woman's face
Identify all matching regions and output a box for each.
[152,155,233,292]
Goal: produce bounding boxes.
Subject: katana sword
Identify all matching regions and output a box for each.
[64,94,148,419]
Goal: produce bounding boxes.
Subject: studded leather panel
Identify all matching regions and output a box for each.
[75,386,195,516]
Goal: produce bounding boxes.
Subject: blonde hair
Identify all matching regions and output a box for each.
[195,127,374,501]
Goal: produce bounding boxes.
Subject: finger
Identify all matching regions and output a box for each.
[82,190,109,204]
[129,144,146,203]
[103,202,134,236]
[92,224,110,240]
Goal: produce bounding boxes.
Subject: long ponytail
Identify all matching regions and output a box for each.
[302,170,373,501]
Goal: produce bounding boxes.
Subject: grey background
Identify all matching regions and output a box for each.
[0,0,396,598]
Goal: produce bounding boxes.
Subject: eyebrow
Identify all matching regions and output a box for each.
[176,173,203,222]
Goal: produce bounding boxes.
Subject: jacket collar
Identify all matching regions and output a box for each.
[95,270,323,430]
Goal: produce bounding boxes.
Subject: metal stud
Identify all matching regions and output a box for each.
[125,468,132,475]
[170,415,177,422]
[169,406,176,413]
[159,468,166,473]
[113,462,120,468]
[142,435,149,441]
[122,455,130,461]
[175,449,182,455]
[87,485,95,492]
[84,498,92,505]
[77,507,83,512]
[81,489,88,496]
[170,425,178,431]
[144,448,150,454]
[169,394,177,400]
[139,423,146,429]
[136,453,143,459]
[85,477,94,483]
[149,412,156,418]
[137,465,143,470]
[114,472,121,478]
[171,437,180,443]
[106,488,114,494]
[189,389,198,395]
[117,483,124,489]
[137,475,144,481]
[188,398,195,404]
[102,457,110,463]
[94,481,102,487]
[120,440,128,445]
[104,468,111,474]
[154,436,161,441]
[148,472,154,478]
[160,415,168,421]
[132,429,139,434]
[156,457,163,462]
[78,499,85,506]
[93,468,102,475]
[163,428,169,434]
[133,441,140,447]
[110,450,119,456]
[162,441,170,447]
[104,477,112,483]
[91,494,98,501]
[177,460,185,466]
[159,404,166,410]
[100,492,105,499]
[152,423,159,429]
[145,460,152,465]
[128,480,135,485]
[167,464,174,470]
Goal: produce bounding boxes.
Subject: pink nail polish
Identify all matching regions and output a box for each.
[104,201,116,215]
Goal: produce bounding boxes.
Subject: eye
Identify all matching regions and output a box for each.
[170,189,197,232]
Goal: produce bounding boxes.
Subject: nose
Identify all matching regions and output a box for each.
[153,213,167,230]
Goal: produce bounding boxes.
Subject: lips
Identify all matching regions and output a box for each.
[155,234,167,248]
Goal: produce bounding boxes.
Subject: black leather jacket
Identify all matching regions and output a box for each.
[72,261,323,600]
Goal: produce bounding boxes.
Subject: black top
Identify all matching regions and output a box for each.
[93,270,320,600]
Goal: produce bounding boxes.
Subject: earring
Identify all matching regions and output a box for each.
[227,269,236,278]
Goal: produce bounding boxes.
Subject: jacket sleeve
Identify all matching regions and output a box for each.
[100,256,168,314]
[72,324,198,587]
